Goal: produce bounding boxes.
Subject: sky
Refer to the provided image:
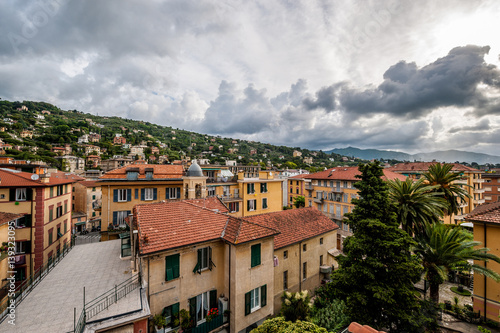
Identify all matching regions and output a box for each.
[1,0,500,155]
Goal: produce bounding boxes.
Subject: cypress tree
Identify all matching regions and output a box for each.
[326,162,426,332]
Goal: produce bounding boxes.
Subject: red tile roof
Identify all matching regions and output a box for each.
[135,200,278,255]
[78,180,100,187]
[187,197,229,213]
[305,166,406,182]
[348,322,386,333]
[289,174,310,179]
[50,171,86,181]
[0,169,75,187]
[0,212,24,226]
[388,162,481,173]
[244,207,339,249]
[465,201,500,224]
[99,163,184,180]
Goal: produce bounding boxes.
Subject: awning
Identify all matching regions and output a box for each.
[460,222,474,228]
[328,248,342,257]
[75,222,86,226]
[220,170,234,177]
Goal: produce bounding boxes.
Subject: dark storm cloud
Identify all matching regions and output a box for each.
[303,45,500,119]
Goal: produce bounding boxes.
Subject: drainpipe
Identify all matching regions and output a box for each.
[484,222,487,321]
[299,241,302,291]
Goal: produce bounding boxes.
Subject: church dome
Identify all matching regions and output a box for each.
[187,161,203,177]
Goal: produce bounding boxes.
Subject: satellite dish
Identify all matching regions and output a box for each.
[31,174,39,180]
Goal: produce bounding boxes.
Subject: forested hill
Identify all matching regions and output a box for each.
[0,100,353,171]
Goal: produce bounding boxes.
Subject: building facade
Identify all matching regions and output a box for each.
[483,173,500,203]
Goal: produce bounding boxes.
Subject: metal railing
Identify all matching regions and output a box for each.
[72,273,141,333]
[0,240,75,324]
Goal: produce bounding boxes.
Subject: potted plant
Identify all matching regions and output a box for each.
[206,308,219,322]
[153,313,166,333]
[179,309,192,332]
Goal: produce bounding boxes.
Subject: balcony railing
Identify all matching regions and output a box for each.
[473,178,485,184]
[305,184,314,190]
[192,314,224,333]
[217,194,242,201]
[473,188,485,194]
[474,199,486,205]
[454,179,468,185]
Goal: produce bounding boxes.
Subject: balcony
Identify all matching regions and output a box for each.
[454,179,468,185]
[473,178,485,184]
[320,265,332,274]
[313,197,324,204]
[474,188,485,194]
[217,194,242,202]
[191,314,224,333]
[305,184,314,191]
[459,202,468,208]
[474,199,486,205]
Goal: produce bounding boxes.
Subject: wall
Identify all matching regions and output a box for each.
[473,222,500,322]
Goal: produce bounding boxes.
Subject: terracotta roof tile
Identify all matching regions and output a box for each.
[348,322,386,333]
[99,163,184,180]
[465,201,500,224]
[78,180,100,187]
[289,174,310,179]
[0,169,75,187]
[244,207,339,249]
[305,166,406,182]
[388,162,481,173]
[187,197,229,213]
[135,199,278,255]
[0,212,25,226]
[50,171,86,181]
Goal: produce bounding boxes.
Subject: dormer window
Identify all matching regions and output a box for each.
[126,171,139,180]
[145,168,154,180]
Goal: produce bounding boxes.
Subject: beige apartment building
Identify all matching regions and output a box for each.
[131,199,338,332]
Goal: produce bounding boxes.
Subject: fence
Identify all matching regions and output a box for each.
[72,273,141,333]
[0,240,75,324]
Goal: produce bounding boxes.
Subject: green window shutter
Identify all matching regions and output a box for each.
[165,188,170,199]
[135,189,139,199]
[50,187,53,197]
[251,244,261,267]
[176,187,181,199]
[127,189,132,201]
[172,254,180,279]
[247,184,250,194]
[193,249,201,274]
[245,291,251,316]
[189,297,197,327]
[113,189,118,202]
[166,255,174,281]
[261,285,267,307]
[210,289,217,310]
[26,188,32,200]
[49,209,53,221]
[172,302,180,316]
[141,188,145,201]
[153,188,158,200]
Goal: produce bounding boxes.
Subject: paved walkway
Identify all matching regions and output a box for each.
[0,240,132,333]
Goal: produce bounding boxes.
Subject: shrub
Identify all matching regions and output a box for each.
[281,291,312,322]
[311,299,349,332]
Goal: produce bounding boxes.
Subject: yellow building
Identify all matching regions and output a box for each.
[302,167,406,250]
[288,174,308,208]
[388,162,484,224]
[202,166,284,217]
[131,199,339,332]
[132,198,278,333]
[0,212,25,299]
[465,202,500,323]
[0,169,74,280]
[244,207,339,313]
[73,180,102,231]
[98,161,206,240]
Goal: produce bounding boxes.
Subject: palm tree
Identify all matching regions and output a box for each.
[388,178,448,236]
[423,163,471,216]
[413,222,500,304]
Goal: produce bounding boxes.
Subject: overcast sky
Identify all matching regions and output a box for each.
[2,0,500,155]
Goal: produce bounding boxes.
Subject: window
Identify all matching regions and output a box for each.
[247,199,256,211]
[290,181,293,185]
[48,229,53,245]
[15,241,30,254]
[165,254,180,281]
[283,250,288,259]
[142,188,156,201]
[343,194,348,202]
[113,189,131,202]
[290,187,293,193]
[166,187,181,199]
[56,206,63,218]
[57,226,63,239]
[190,290,218,324]
[193,247,214,274]
[112,210,131,227]
[49,208,53,221]
[296,181,299,186]
[343,206,349,215]
[303,244,307,252]
[343,181,348,188]
[283,271,288,290]
[251,244,261,267]
[343,222,349,231]
[92,187,96,191]
[303,262,307,280]
[320,255,324,266]
[50,187,54,197]
[57,185,64,196]
[126,171,138,180]
[163,303,180,328]
[64,221,67,234]
[260,183,267,193]
[296,188,299,194]
[228,202,239,213]
[207,187,215,196]
[15,215,31,228]
[320,237,323,245]
[64,202,67,214]
[262,198,268,209]
[146,171,153,180]
[245,285,267,315]
[92,195,96,200]
[15,188,27,201]
[15,267,26,281]
[247,183,255,194]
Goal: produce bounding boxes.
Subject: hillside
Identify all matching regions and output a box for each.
[0,100,354,171]
[327,147,500,165]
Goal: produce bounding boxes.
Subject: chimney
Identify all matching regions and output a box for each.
[40,173,50,183]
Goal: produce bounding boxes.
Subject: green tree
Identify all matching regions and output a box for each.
[388,178,448,236]
[413,222,500,304]
[250,317,327,333]
[423,163,471,216]
[311,298,350,332]
[280,291,311,322]
[325,162,424,332]
[293,196,306,208]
